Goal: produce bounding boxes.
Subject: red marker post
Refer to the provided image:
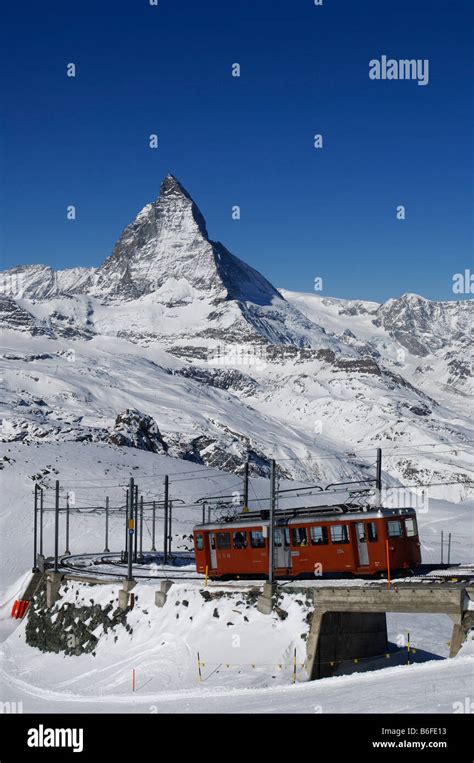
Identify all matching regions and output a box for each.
[385,540,391,590]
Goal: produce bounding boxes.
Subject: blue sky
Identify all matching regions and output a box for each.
[1,0,472,302]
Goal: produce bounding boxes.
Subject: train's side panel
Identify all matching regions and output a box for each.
[194,526,268,577]
[289,521,358,576]
[215,526,268,576]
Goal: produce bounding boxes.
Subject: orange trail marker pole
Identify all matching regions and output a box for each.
[205,565,208,587]
[385,540,391,589]
[197,652,203,682]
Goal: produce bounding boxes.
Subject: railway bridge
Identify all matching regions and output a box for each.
[299,582,474,679]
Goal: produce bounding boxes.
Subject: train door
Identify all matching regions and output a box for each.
[209,533,217,569]
[355,522,369,566]
[274,527,291,570]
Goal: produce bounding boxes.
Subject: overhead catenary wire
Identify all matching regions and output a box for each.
[34,442,473,494]
[275,446,474,462]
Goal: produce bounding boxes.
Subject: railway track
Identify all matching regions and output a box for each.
[58,552,203,582]
[54,553,474,586]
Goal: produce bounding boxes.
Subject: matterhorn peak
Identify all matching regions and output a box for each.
[152,173,209,239]
[82,174,281,306]
[0,175,336,349]
[159,173,191,198]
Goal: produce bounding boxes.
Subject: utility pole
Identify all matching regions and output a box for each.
[39,488,44,556]
[151,500,156,552]
[243,460,249,512]
[376,448,382,504]
[124,489,129,558]
[139,495,144,560]
[104,496,110,553]
[33,484,38,571]
[65,492,71,555]
[54,480,60,573]
[202,501,206,525]
[168,501,173,558]
[269,460,276,583]
[127,477,134,581]
[133,484,138,562]
[163,475,169,565]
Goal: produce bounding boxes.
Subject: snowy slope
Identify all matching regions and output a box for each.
[1,576,473,714]
[2,649,472,714]
[1,322,472,498]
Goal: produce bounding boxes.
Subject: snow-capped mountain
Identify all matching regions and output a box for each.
[1,175,336,350]
[1,175,473,499]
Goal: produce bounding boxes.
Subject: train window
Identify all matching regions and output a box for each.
[250,530,265,548]
[274,529,290,547]
[291,527,308,546]
[330,524,349,544]
[310,526,328,545]
[387,520,403,538]
[405,518,417,537]
[233,530,247,549]
[216,532,231,550]
[356,524,366,541]
[196,533,203,551]
[367,522,378,542]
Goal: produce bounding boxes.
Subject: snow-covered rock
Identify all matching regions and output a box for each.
[107,409,167,453]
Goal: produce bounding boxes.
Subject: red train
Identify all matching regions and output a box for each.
[193,506,421,579]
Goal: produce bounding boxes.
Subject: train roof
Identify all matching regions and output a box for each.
[194,506,417,532]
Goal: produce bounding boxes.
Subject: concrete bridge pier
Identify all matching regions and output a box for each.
[155,580,174,608]
[304,584,473,680]
[307,611,388,680]
[449,615,465,658]
[118,578,136,610]
[46,572,63,608]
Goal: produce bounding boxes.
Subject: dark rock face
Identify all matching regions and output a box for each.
[166,431,283,479]
[446,356,472,385]
[0,295,52,336]
[409,404,431,417]
[339,302,376,317]
[175,366,259,396]
[107,409,168,453]
[25,584,128,657]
